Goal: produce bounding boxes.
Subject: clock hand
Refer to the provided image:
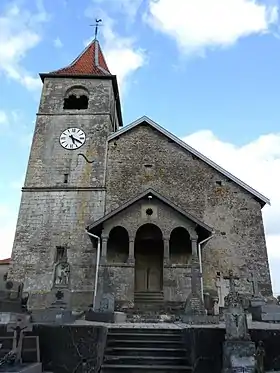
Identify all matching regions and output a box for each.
[69,134,75,144]
[72,136,83,145]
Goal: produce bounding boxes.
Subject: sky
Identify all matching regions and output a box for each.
[0,0,280,294]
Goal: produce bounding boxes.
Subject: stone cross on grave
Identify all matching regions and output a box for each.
[184,264,202,296]
[224,270,239,294]
[184,264,205,315]
[248,271,266,307]
[249,271,260,297]
[7,315,33,364]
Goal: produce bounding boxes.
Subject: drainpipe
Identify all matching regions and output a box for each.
[198,234,214,300]
[85,229,101,311]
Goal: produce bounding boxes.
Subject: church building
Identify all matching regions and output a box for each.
[9,38,272,312]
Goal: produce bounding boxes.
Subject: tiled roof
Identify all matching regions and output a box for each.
[0,258,10,265]
[50,39,111,76]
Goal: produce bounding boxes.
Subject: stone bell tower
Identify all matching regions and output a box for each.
[9,39,122,309]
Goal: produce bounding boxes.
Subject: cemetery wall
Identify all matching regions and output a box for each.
[0,324,108,373]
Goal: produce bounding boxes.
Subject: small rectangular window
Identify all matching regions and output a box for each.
[56,246,66,262]
[64,174,69,184]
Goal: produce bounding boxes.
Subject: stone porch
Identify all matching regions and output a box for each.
[87,189,213,312]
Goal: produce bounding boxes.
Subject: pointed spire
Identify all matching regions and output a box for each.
[50,39,111,76]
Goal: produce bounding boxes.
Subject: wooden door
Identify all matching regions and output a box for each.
[147,254,162,291]
[135,253,149,292]
[135,251,162,292]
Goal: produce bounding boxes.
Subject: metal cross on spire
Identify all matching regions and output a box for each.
[90,19,103,40]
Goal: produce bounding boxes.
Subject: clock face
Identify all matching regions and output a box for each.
[59,128,86,150]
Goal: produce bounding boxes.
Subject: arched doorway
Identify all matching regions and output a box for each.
[134,224,163,292]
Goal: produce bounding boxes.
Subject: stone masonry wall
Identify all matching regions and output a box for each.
[10,77,117,308]
[25,77,116,189]
[105,123,272,296]
[10,190,104,308]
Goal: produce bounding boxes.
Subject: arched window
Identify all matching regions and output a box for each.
[169,227,192,264]
[63,87,89,110]
[107,226,129,263]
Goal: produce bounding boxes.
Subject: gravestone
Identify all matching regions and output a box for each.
[181,262,218,324]
[222,270,256,373]
[251,304,280,322]
[0,313,42,373]
[31,288,74,324]
[85,267,126,323]
[249,272,265,308]
[184,263,205,315]
[31,256,74,324]
[7,314,33,364]
[216,273,230,308]
[99,293,115,313]
[0,279,26,314]
[248,273,280,322]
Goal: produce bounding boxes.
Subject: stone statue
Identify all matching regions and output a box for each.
[255,341,265,373]
[54,262,70,287]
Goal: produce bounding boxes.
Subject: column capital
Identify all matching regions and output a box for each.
[190,235,198,241]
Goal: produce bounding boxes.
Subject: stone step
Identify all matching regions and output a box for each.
[134,292,164,300]
[106,347,187,357]
[135,293,163,297]
[101,364,192,372]
[126,315,176,323]
[134,292,164,295]
[102,327,191,372]
[108,332,182,341]
[108,328,182,335]
[108,339,183,349]
[104,355,189,366]
[134,300,164,304]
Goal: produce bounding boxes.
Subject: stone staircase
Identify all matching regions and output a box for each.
[134,291,164,304]
[101,327,193,372]
[123,292,183,323]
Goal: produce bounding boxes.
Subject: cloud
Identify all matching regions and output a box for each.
[182,130,280,293]
[0,1,49,91]
[93,0,143,19]
[85,8,146,94]
[0,110,8,127]
[53,37,63,48]
[145,0,278,55]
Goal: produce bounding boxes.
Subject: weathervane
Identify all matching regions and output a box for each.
[90,19,102,40]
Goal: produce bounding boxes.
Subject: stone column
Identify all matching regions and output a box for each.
[127,239,135,264]
[163,237,170,265]
[101,235,108,264]
[191,238,198,260]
